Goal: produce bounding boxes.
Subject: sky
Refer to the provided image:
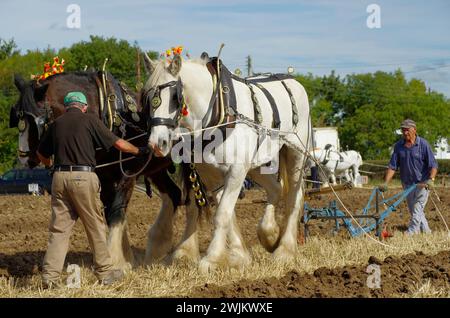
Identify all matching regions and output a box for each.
[1,0,450,97]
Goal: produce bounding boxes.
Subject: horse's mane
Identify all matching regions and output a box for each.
[144,62,166,92]
[18,81,41,115]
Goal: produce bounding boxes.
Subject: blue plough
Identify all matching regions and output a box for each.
[303,184,417,239]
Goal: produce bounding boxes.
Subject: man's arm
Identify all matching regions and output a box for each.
[384,168,396,184]
[37,150,52,167]
[429,167,438,180]
[113,139,151,157]
[379,167,396,192]
[114,139,139,155]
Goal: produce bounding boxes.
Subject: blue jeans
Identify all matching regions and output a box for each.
[405,185,431,234]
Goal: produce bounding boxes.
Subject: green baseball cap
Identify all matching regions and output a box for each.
[64,92,88,106]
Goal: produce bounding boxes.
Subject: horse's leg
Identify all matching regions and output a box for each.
[273,146,304,262]
[144,170,181,265]
[228,211,252,268]
[353,165,361,187]
[248,171,282,252]
[330,171,337,186]
[170,190,201,264]
[199,165,247,273]
[318,168,329,187]
[344,169,352,183]
[101,175,136,270]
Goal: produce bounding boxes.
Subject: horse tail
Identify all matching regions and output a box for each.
[279,146,289,198]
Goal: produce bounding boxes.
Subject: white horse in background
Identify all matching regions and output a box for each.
[143,52,311,272]
[311,144,363,187]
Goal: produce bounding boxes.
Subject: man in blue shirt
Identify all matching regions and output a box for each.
[380,119,438,234]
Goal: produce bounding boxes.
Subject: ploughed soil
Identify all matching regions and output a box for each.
[0,186,449,297]
[191,250,450,298]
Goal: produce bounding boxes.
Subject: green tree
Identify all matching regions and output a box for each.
[339,71,450,159]
[0,38,19,61]
[59,35,158,88]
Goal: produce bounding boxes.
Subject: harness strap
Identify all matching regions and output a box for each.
[118,81,140,122]
[202,72,221,128]
[251,83,281,129]
[149,117,176,128]
[203,58,237,130]
[247,83,263,124]
[106,76,120,127]
[94,76,107,127]
[281,80,298,127]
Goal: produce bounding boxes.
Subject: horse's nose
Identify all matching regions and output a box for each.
[158,137,168,150]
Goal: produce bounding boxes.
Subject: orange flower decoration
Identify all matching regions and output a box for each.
[165,46,183,58]
[173,46,183,55]
[33,56,65,81]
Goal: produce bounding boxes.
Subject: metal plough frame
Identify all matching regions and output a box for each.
[302,184,417,239]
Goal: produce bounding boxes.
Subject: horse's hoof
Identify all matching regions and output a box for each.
[272,245,296,263]
[143,251,167,266]
[171,248,200,265]
[112,261,133,272]
[199,258,218,274]
[257,224,280,253]
[228,250,252,269]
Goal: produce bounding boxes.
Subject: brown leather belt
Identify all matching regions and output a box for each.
[54,165,94,172]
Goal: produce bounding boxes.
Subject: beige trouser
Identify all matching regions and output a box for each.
[42,171,114,281]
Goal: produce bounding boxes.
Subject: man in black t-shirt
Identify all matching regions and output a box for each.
[37,92,150,288]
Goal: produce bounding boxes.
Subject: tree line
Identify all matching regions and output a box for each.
[0,36,449,173]
[297,70,449,159]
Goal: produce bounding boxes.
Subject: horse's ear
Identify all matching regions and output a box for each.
[201,52,210,62]
[143,52,157,75]
[34,83,49,103]
[168,54,182,76]
[14,74,26,91]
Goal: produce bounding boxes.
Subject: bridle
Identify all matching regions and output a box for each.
[14,102,54,158]
[144,78,184,129]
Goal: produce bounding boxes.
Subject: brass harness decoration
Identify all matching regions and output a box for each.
[188,163,207,207]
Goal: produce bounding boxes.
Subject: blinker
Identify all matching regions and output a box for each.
[18,119,26,132]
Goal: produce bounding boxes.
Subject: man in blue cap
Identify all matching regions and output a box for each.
[380,119,438,234]
[37,91,150,288]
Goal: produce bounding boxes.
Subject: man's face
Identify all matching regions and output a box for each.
[402,127,416,142]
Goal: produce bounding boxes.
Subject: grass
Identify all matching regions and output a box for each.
[1,231,448,298]
[408,280,450,298]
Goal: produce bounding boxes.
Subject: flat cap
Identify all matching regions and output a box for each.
[400,119,416,129]
[64,92,88,106]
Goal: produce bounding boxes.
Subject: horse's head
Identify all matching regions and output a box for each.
[10,74,51,168]
[311,147,324,161]
[10,72,101,168]
[143,52,212,157]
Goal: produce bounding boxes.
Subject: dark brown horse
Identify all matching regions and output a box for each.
[10,72,201,269]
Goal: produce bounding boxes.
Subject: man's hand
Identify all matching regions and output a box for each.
[425,178,435,189]
[378,183,388,192]
[136,146,151,157]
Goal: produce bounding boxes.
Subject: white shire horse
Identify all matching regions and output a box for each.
[143,52,311,272]
[311,145,362,187]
